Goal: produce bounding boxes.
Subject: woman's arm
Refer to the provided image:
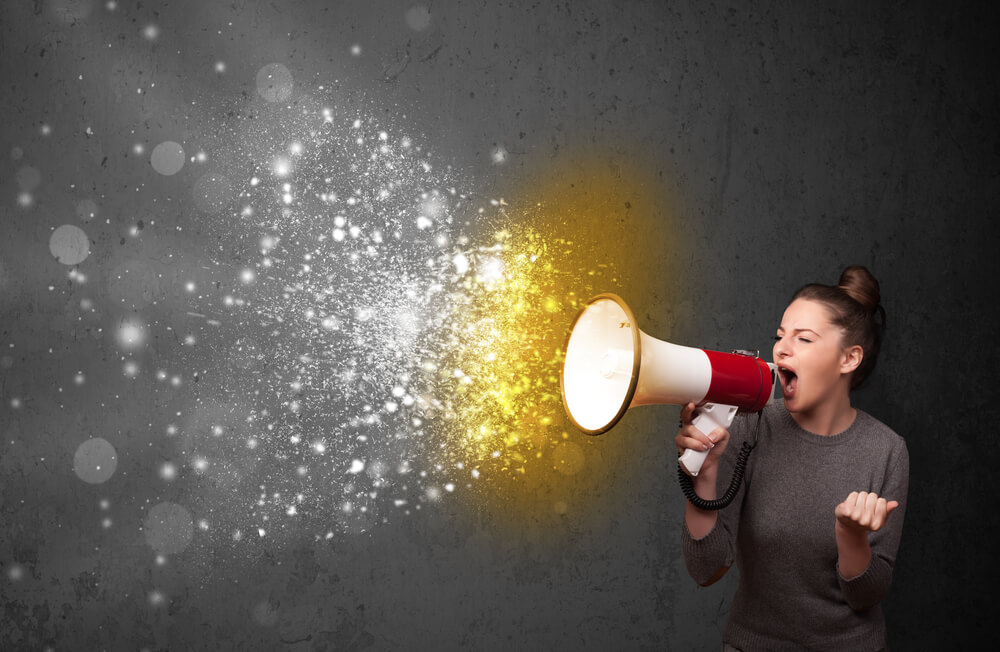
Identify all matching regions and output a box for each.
[834,491,899,578]
[678,403,744,586]
[833,438,909,610]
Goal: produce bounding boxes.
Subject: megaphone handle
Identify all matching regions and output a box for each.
[678,403,739,477]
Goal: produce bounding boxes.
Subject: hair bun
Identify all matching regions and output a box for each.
[837,265,881,315]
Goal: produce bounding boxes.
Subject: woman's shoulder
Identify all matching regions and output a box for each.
[853,408,907,450]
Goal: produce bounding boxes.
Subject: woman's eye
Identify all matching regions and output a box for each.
[798,338,812,343]
[773,335,781,341]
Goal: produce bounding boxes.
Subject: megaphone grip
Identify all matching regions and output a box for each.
[679,403,739,476]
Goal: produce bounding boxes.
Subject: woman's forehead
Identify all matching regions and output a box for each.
[780,298,837,330]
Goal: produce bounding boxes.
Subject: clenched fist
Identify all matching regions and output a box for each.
[835,491,899,533]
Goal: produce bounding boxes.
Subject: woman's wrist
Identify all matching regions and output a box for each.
[834,520,872,578]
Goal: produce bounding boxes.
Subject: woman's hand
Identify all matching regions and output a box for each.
[675,402,730,474]
[835,491,899,534]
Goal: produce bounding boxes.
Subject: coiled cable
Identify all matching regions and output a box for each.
[677,411,762,511]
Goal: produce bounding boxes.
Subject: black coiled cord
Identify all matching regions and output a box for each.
[677,411,762,511]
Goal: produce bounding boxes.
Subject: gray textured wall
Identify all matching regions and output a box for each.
[2,0,997,650]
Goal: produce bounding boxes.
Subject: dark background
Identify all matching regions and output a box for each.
[2,0,998,650]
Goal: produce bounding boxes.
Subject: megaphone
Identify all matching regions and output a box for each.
[560,293,778,476]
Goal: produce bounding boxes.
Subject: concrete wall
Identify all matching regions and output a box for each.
[1,0,996,649]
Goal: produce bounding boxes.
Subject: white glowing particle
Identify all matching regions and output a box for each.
[348,459,365,474]
[273,157,292,177]
[289,141,303,155]
[471,469,481,479]
[350,44,362,56]
[143,24,159,40]
[478,256,505,283]
[384,401,398,413]
[416,216,432,230]
[332,228,345,242]
[215,61,226,73]
[116,320,146,350]
[185,281,196,292]
[123,360,140,377]
[240,268,256,284]
[313,442,326,454]
[445,483,455,492]
[74,372,85,385]
[453,253,469,274]
[160,463,176,481]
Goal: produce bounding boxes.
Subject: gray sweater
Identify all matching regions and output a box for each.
[682,402,909,651]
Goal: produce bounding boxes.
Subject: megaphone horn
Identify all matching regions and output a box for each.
[560,293,776,476]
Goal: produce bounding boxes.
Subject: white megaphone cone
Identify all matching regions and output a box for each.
[560,293,777,476]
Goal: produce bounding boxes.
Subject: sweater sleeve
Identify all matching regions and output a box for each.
[680,413,752,585]
[837,434,910,611]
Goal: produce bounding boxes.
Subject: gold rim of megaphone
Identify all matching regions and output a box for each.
[560,292,642,435]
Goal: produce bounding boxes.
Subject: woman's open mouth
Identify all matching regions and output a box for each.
[778,366,798,398]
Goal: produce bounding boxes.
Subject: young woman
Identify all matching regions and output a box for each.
[676,266,908,651]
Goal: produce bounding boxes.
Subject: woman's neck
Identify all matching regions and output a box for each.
[787,390,857,436]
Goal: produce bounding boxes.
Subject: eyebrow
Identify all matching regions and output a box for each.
[776,327,822,337]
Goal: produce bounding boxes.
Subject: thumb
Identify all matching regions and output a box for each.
[885,500,899,515]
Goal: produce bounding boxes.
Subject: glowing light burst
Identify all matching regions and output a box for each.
[172,90,618,544]
[428,228,599,477]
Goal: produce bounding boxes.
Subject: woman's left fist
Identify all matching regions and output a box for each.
[835,491,899,533]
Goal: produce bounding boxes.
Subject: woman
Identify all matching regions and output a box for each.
[677,266,908,651]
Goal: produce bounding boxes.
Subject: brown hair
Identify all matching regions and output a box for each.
[792,265,886,389]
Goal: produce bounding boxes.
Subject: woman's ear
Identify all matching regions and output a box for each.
[840,345,863,375]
